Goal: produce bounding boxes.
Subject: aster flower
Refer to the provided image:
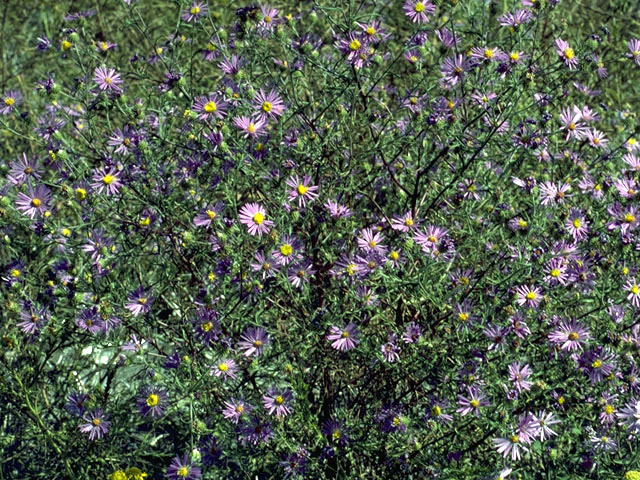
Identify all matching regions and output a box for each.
[125,286,154,316]
[238,203,273,237]
[470,46,502,63]
[614,177,638,199]
[91,167,122,195]
[544,257,569,286]
[238,416,274,445]
[192,93,228,121]
[66,392,89,416]
[76,307,104,334]
[380,337,401,362]
[108,126,137,155]
[136,386,167,418]
[165,455,201,480]
[514,285,542,309]
[627,39,640,66]
[238,326,269,357]
[508,362,533,393]
[498,9,533,27]
[402,322,422,344]
[253,89,285,121]
[193,202,224,228]
[390,212,417,232]
[435,28,460,48]
[200,435,222,466]
[579,347,616,383]
[288,260,316,288]
[324,199,352,218]
[624,278,640,308]
[262,388,293,417]
[220,55,244,76]
[259,5,279,33]
[327,323,359,351]
[193,307,221,345]
[539,181,571,206]
[322,418,349,446]
[585,128,608,148]
[16,184,51,219]
[599,393,618,425]
[181,2,208,22]
[273,235,303,266]
[8,153,41,185]
[1,90,22,114]
[82,229,113,262]
[606,203,638,234]
[403,0,436,23]
[532,410,560,440]
[357,227,386,254]
[555,38,578,69]
[210,358,238,380]
[589,429,617,452]
[440,54,472,86]
[413,225,448,252]
[617,399,640,433]
[79,409,110,440]
[335,33,368,68]
[456,387,490,417]
[286,175,319,207]
[17,302,50,336]
[549,319,590,351]
[559,106,586,140]
[93,66,123,93]
[566,208,589,241]
[233,116,267,138]
[222,398,252,423]
[250,251,279,279]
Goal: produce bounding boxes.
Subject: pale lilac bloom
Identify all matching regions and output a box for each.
[402,322,422,344]
[493,433,527,460]
[514,285,542,309]
[91,167,122,195]
[324,200,352,218]
[456,387,489,417]
[288,260,315,288]
[380,337,400,362]
[390,212,417,232]
[238,203,273,236]
[286,175,319,207]
[193,202,224,228]
[403,0,436,23]
[617,399,640,433]
[8,153,41,185]
[237,326,269,357]
[258,5,279,33]
[182,1,208,22]
[623,153,640,172]
[222,398,252,423]
[78,409,110,440]
[211,359,238,379]
[250,251,279,279]
[262,388,293,417]
[93,66,123,93]
[15,184,51,219]
[253,89,285,121]
[566,208,589,241]
[327,323,359,351]
[544,257,569,286]
[440,54,472,86]
[357,228,386,254]
[1,90,22,114]
[508,362,533,393]
[539,181,571,206]
[624,278,640,307]
[193,93,228,121]
[627,38,640,66]
[233,116,267,138]
[498,9,533,27]
[126,286,154,316]
[549,319,590,351]
[559,106,586,140]
[555,38,578,70]
[585,128,608,148]
[273,235,303,266]
[613,177,637,199]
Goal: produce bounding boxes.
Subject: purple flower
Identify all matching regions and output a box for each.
[237,326,269,357]
[288,260,316,288]
[262,388,293,417]
[78,409,110,440]
[17,302,49,336]
[125,286,154,316]
[193,307,221,345]
[66,392,89,416]
[193,202,224,228]
[165,454,201,480]
[514,285,542,309]
[327,323,359,351]
[93,66,123,93]
[222,398,252,423]
[624,278,640,308]
[1,90,22,114]
[238,417,273,445]
[91,167,122,195]
[403,0,436,23]
[181,2,208,22]
[627,38,640,66]
[233,116,267,138]
[210,358,238,380]
[555,38,578,69]
[15,184,51,219]
[253,88,285,121]
[322,419,349,446]
[192,93,228,121]
[549,319,590,351]
[273,234,303,266]
[440,54,472,86]
[136,386,167,418]
[508,362,533,393]
[239,203,273,237]
[8,153,41,185]
[286,175,319,207]
[456,387,490,417]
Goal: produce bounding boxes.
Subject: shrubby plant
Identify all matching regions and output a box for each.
[1,0,640,478]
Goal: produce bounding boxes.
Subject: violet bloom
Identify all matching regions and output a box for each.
[456,387,490,417]
[566,208,589,241]
[136,386,167,418]
[222,398,252,423]
[17,303,50,336]
[322,418,349,446]
[514,285,542,309]
[324,199,352,218]
[508,362,533,393]
[108,126,137,155]
[624,278,640,308]
[238,203,273,237]
[555,38,578,70]
[126,286,154,316]
[259,5,279,33]
[91,167,122,195]
[210,358,238,380]
[78,409,110,440]
[440,54,472,86]
[286,175,319,207]
[544,257,569,286]
[288,260,316,288]
[237,326,269,357]
[391,212,417,232]
[193,93,228,121]
[193,202,224,228]
[403,0,436,23]
[627,39,640,66]
[238,416,274,445]
[233,116,267,139]
[380,339,400,362]
[358,228,386,255]
[181,1,208,22]
[253,89,285,121]
[16,184,51,219]
[585,128,608,148]
[76,307,104,334]
[498,9,533,27]
[559,106,586,140]
[250,251,279,279]
[327,323,359,351]
[1,90,22,114]
[66,392,89,416]
[220,55,244,76]
[165,454,201,480]
[493,433,527,461]
[8,153,41,185]
[273,234,303,266]
[548,319,590,351]
[93,66,123,93]
[402,322,422,343]
[262,388,293,417]
[617,399,640,433]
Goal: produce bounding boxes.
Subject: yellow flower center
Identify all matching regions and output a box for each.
[139,217,151,227]
[76,188,87,200]
[10,269,21,277]
[366,26,376,36]
[483,49,494,59]
[31,198,42,207]
[470,399,480,408]
[568,332,579,340]
[218,363,228,372]
[557,396,565,405]
[593,137,600,145]
[264,16,272,23]
[518,219,528,228]
[253,340,263,347]
[414,2,425,12]
[99,42,109,51]
[389,251,399,260]
[573,219,581,228]
[262,101,273,113]
[146,394,159,407]
[592,359,602,369]
[458,312,469,322]
[410,55,418,62]
[177,467,189,478]
[138,297,147,305]
[332,429,341,440]
[510,435,519,443]
[235,405,244,413]
[62,40,72,50]
[551,269,561,278]
[349,39,361,51]
[252,212,264,224]
[4,97,15,106]
[92,418,101,426]
[509,52,520,61]
[103,174,115,185]
[346,264,356,275]
[274,395,284,405]
[280,244,293,256]
[525,292,537,300]
[206,210,217,219]
[427,235,437,243]
[604,404,614,415]
[563,48,575,60]
[297,184,309,195]
[341,331,350,338]
[190,6,200,14]
[432,406,442,416]
[202,321,213,332]
[247,123,256,134]
[207,42,216,51]
[204,101,217,113]
[631,285,639,295]
[625,213,636,223]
